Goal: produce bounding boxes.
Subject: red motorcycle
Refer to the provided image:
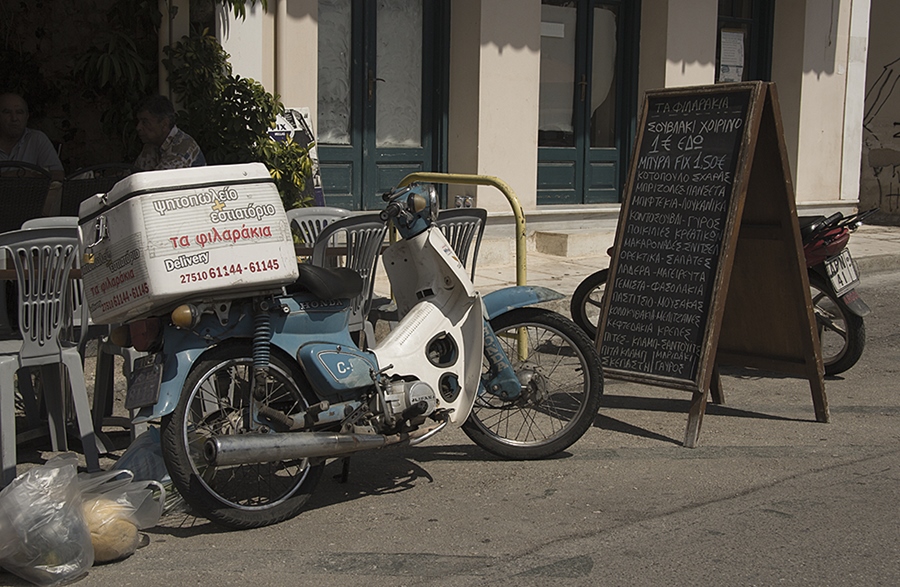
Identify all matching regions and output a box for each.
[570,208,877,376]
[799,208,876,375]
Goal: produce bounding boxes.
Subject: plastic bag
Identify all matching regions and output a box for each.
[78,469,165,563]
[111,427,183,513]
[111,426,168,483]
[0,454,94,586]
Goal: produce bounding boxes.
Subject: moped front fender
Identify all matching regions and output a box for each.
[482,286,564,320]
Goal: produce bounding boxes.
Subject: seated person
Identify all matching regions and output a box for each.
[0,92,64,174]
[0,92,65,214]
[134,95,206,171]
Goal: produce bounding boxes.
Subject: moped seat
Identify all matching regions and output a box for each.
[798,215,826,242]
[287,263,364,301]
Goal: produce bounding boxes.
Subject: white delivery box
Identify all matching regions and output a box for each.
[79,163,299,324]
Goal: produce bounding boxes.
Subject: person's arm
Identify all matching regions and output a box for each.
[30,130,64,172]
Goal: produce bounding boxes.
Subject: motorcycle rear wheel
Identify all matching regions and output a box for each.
[160,341,324,529]
[809,272,866,376]
[463,308,604,459]
[569,268,608,340]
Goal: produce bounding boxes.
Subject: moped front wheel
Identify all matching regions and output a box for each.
[463,308,603,459]
[809,272,865,376]
[160,341,324,529]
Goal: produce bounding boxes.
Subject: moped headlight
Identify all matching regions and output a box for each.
[409,184,439,222]
[426,183,439,222]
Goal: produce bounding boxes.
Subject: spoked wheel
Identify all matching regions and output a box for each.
[808,272,865,376]
[570,269,608,340]
[462,308,603,460]
[160,341,324,529]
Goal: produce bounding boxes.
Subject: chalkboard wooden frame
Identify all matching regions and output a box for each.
[595,81,827,447]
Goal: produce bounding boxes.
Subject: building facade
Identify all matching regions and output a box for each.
[175,0,874,226]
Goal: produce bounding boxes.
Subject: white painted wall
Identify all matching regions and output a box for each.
[216,2,275,89]
[275,0,319,123]
[449,0,542,214]
[208,0,870,218]
[796,2,853,203]
[772,0,866,207]
[638,0,716,100]
[664,0,717,87]
[842,0,870,204]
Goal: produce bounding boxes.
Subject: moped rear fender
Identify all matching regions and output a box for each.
[132,328,210,424]
[838,288,871,317]
[133,296,357,424]
[808,266,871,317]
[482,286,565,320]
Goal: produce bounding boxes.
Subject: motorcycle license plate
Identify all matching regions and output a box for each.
[125,353,163,410]
[824,249,859,297]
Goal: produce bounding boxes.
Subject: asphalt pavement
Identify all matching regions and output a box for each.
[468,222,900,298]
[3,222,900,586]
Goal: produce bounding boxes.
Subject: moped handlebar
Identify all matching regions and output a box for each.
[379,200,407,222]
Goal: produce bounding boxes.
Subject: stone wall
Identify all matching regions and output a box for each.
[862,0,900,224]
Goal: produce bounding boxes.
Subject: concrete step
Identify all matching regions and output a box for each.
[477,229,617,267]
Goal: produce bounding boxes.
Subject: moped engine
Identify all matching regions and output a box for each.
[381,379,438,427]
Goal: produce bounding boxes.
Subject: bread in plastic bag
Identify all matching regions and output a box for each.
[0,454,93,586]
[78,469,164,563]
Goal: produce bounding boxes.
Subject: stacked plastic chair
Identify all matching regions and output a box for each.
[0,225,102,486]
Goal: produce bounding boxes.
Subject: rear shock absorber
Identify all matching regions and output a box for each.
[252,298,273,401]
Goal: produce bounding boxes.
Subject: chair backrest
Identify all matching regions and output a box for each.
[0,226,80,363]
[61,164,134,217]
[311,214,387,331]
[0,161,52,233]
[436,207,487,281]
[287,206,352,245]
[19,217,90,348]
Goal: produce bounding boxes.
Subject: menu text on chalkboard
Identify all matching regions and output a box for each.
[600,86,754,384]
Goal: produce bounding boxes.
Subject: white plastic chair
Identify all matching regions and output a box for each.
[286,206,351,246]
[311,214,387,346]
[0,226,102,486]
[22,216,143,441]
[436,207,487,281]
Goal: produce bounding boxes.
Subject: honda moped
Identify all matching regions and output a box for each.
[114,183,604,529]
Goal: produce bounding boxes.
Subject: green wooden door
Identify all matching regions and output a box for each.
[317,0,447,211]
[537,0,636,205]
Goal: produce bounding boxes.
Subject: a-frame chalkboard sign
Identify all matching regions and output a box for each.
[596,81,827,447]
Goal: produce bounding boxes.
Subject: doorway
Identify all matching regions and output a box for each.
[537,0,637,205]
[317,0,448,210]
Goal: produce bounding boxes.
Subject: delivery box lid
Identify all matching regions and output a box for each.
[79,163,274,222]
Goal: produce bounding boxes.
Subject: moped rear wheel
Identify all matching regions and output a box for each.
[463,308,603,459]
[161,341,323,529]
[569,268,608,340]
[809,272,865,376]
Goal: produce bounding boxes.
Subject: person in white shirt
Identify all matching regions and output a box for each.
[0,92,63,173]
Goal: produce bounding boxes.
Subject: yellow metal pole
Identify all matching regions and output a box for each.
[398,173,527,287]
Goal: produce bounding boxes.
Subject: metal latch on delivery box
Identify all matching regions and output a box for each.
[82,215,108,265]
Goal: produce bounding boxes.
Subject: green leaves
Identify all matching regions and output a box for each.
[221,0,270,20]
[164,31,312,210]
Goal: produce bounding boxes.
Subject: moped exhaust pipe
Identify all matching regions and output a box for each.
[204,418,448,467]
